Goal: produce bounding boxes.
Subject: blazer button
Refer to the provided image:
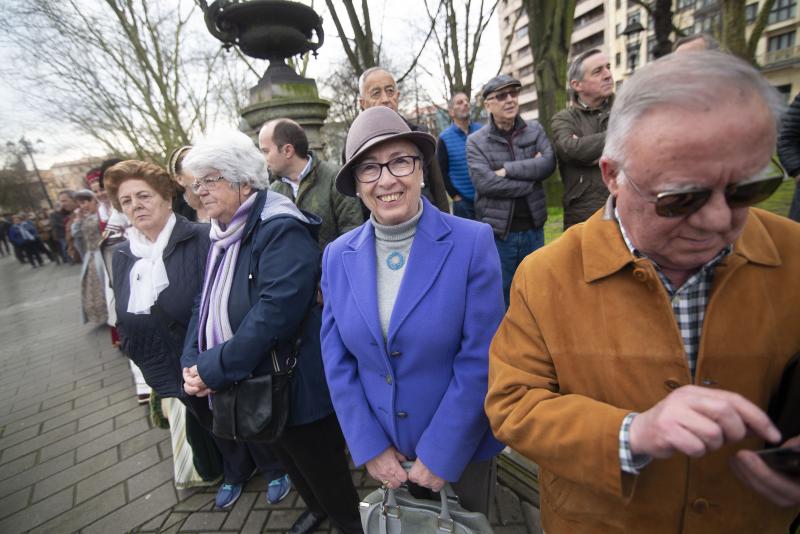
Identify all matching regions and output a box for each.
[397,411,408,418]
[390,351,401,357]
[632,267,648,282]
[664,379,681,391]
[385,375,393,385]
[691,498,709,514]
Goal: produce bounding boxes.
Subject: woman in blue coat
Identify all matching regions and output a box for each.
[321,107,506,515]
[180,130,361,534]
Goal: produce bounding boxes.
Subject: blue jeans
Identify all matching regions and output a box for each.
[495,227,545,308]
[452,198,475,220]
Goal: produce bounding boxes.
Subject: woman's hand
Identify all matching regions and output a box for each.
[182,366,211,397]
[366,447,408,489]
[408,458,446,492]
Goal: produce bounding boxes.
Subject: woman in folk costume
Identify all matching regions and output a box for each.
[105,160,223,488]
[180,130,362,532]
[71,189,108,325]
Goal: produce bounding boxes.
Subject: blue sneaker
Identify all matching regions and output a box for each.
[215,482,243,509]
[267,474,292,504]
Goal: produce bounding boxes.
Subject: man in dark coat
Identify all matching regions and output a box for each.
[551,48,614,229]
[467,74,556,307]
[778,91,800,222]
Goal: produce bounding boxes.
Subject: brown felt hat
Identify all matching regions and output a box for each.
[335,107,436,197]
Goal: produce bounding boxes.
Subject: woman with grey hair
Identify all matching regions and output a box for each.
[180,130,362,533]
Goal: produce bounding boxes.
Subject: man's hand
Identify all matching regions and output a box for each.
[732,435,800,507]
[494,167,506,177]
[408,458,446,492]
[365,446,408,489]
[629,385,781,459]
[182,366,211,397]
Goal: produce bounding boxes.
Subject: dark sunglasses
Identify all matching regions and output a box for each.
[486,88,520,102]
[624,158,787,218]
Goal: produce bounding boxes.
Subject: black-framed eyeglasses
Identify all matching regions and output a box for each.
[353,156,421,183]
[623,158,786,218]
[190,175,226,194]
[486,88,520,102]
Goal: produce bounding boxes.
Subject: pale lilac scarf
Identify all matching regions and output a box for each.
[197,192,258,351]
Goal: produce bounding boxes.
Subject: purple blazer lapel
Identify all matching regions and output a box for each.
[341,223,385,349]
[387,202,453,342]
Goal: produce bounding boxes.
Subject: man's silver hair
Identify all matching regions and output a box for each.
[603,51,785,165]
[183,129,270,190]
[567,48,603,101]
[358,66,395,97]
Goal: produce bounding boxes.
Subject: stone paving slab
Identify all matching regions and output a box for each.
[0,255,538,533]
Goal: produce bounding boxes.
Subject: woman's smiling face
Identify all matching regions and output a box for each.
[354,139,423,226]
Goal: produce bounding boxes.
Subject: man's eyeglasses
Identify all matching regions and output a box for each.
[190,175,226,194]
[353,156,421,183]
[622,158,786,218]
[486,88,520,102]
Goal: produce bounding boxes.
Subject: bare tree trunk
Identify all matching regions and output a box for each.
[425,0,498,99]
[720,0,775,63]
[652,0,674,58]
[523,0,576,140]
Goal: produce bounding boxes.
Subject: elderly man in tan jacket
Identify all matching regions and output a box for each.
[486,51,800,533]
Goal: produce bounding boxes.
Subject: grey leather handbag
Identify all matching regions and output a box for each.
[359,479,493,534]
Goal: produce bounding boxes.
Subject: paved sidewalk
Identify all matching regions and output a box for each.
[0,255,538,533]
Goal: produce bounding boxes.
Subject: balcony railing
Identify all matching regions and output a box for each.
[760,45,800,67]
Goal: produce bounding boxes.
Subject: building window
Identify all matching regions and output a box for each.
[627,43,641,70]
[694,13,720,35]
[647,37,656,61]
[571,30,605,56]
[775,84,792,102]
[677,0,693,10]
[616,0,621,9]
[627,11,641,26]
[769,0,797,24]
[615,52,621,67]
[768,30,796,51]
[575,6,605,29]
[518,46,532,59]
[745,3,758,23]
[519,64,534,77]
[516,25,528,40]
[519,101,537,113]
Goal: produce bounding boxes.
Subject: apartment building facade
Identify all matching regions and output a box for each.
[498,0,800,120]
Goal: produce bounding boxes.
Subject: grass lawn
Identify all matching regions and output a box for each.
[543,179,796,245]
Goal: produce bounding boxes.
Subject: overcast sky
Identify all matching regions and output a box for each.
[1,0,500,169]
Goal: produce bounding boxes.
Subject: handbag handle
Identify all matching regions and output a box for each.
[380,463,457,533]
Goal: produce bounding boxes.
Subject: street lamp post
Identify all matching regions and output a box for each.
[18,137,53,209]
[622,21,645,74]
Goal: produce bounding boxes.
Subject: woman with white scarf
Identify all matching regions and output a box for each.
[104,160,223,489]
[180,130,362,533]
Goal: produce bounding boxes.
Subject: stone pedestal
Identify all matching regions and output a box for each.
[240,60,329,151]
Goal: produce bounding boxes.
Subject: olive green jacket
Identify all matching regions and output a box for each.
[551,96,613,229]
[269,155,364,250]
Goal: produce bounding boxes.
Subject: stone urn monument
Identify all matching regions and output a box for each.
[202,0,330,149]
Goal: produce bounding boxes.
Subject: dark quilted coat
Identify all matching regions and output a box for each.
[466,115,556,238]
[112,215,210,399]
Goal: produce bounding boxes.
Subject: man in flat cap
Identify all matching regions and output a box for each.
[466,74,556,307]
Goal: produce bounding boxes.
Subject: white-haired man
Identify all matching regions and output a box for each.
[486,51,800,533]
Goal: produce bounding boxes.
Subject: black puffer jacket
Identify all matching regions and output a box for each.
[778,92,800,177]
[466,115,556,238]
[112,215,210,398]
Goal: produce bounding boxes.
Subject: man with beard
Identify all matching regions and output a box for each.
[437,92,483,219]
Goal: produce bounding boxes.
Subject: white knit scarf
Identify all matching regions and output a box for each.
[198,193,258,350]
[127,213,177,314]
